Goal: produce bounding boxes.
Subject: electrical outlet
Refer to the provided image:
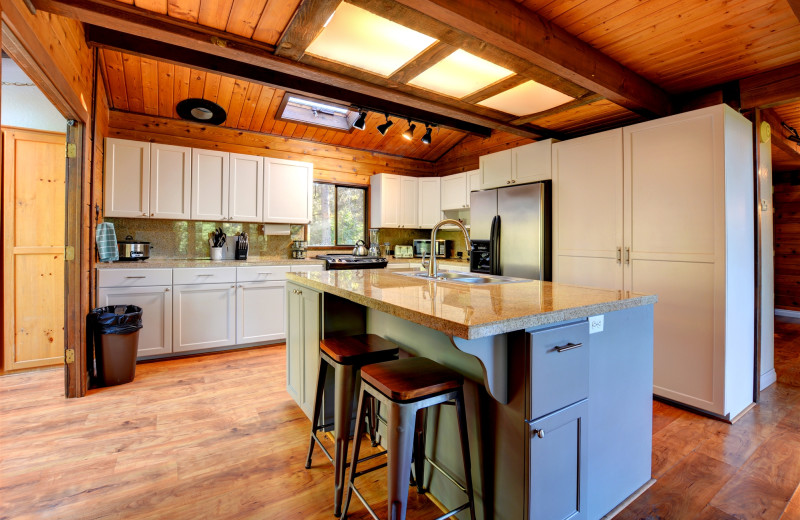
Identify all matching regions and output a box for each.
[761,200,769,212]
[589,315,604,334]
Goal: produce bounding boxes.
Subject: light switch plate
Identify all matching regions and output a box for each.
[589,315,604,334]
[761,200,769,212]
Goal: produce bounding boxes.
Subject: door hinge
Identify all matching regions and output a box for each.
[65,348,75,364]
[65,246,75,261]
[66,143,77,158]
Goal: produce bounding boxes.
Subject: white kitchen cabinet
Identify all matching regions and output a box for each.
[552,104,754,419]
[229,153,264,223]
[236,281,286,344]
[480,140,553,189]
[468,169,481,196]
[441,173,468,210]
[149,143,191,219]
[191,148,230,221]
[172,282,236,352]
[104,138,151,218]
[370,173,418,228]
[418,177,441,228]
[264,157,313,224]
[97,285,173,357]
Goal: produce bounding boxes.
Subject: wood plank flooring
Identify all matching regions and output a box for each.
[2,319,800,519]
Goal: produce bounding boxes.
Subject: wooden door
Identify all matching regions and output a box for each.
[230,153,264,223]
[150,143,190,219]
[103,138,150,218]
[191,148,229,221]
[3,128,66,370]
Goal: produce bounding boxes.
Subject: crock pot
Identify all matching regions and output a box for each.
[117,235,151,261]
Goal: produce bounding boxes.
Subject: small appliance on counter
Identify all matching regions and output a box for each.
[291,240,307,259]
[413,239,452,258]
[394,245,413,258]
[117,235,151,261]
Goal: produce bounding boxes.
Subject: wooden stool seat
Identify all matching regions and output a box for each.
[320,334,399,365]
[361,357,464,402]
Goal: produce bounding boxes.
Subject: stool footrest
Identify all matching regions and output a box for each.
[434,502,470,520]
[353,461,387,479]
[309,433,334,465]
[425,456,467,494]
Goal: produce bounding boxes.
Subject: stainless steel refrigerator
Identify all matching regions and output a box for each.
[469,182,551,280]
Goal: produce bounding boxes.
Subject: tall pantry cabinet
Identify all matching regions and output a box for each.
[553,104,754,420]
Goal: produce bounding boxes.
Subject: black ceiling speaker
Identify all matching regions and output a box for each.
[176,98,227,125]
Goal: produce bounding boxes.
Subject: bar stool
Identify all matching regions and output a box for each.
[305,334,399,517]
[342,357,476,520]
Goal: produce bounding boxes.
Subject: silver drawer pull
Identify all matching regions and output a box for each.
[258,272,272,275]
[198,274,213,276]
[555,342,583,353]
[125,276,146,279]
[533,429,545,439]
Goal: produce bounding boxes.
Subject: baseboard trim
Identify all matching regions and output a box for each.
[602,478,656,519]
[760,369,777,390]
[775,309,800,318]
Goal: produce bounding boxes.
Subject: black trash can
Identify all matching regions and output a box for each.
[87,305,143,387]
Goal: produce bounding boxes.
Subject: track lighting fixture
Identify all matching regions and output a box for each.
[402,120,416,141]
[421,124,433,145]
[376,114,394,135]
[353,110,367,130]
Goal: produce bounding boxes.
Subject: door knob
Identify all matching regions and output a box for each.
[533,429,545,439]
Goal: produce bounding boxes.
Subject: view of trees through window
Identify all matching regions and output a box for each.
[309,183,366,246]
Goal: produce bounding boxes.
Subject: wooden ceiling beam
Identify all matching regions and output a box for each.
[740,62,800,109]
[789,0,800,22]
[390,0,672,117]
[509,94,604,126]
[762,108,800,160]
[275,0,341,61]
[461,75,528,104]
[388,41,455,84]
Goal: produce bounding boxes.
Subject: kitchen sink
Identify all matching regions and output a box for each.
[391,270,528,285]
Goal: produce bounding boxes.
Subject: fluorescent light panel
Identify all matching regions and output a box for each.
[408,49,513,98]
[305,3,437,77]
[278,95,357,131]
[478,81,574,116]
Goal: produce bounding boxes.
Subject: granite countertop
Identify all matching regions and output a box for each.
[287,269,657,340]
[95,258,326,269]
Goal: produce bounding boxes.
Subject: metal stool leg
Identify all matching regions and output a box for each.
[455,388,477,520]
[386,402,417,520]
[333,363,357,517]
[412,409,427,494]
[341,388,368,520]
[305,358,328,469]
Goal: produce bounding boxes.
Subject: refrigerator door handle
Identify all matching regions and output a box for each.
[491,215,501,275]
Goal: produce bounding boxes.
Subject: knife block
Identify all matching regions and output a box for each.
[235,236,249,260]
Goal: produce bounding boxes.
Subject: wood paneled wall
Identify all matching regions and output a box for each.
[106,111,435,185]
[774,171,800,311]
[435,131,534,176]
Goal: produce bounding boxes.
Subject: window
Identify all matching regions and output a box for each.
[309,182,366,247]
[276,94,360,131]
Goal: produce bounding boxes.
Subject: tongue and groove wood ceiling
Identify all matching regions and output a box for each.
[69,0,800,167]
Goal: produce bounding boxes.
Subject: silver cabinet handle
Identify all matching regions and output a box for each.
[297,290,303,295]
[150,213,154,216]
[231,285,235,288]
[616,247,622,263]
[506,180,511,184]
[258,272,272,275]
[238,284,242,288]
[533,429,545,439]
[624,247,630,265]
[142,212,147,216]
[165,288,170,292]
[125,276,146,279]
[197,274,213,276]
[511,179,516,184]
[555,342,583,353]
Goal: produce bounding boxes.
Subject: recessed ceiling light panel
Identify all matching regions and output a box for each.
[408,49,513,99]
[176,98,227,125]
[477,81,574,116]
[305,3,437,77]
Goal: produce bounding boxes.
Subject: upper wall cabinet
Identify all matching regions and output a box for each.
[191,149,230,221]
[230,153,264,223]
[150,143,191,219]
[264,158,314,224]
[480,139,553,189]
[104,138,152,218]
[441,169,481,210]
[418,177,441,229]
[371,174,419,228]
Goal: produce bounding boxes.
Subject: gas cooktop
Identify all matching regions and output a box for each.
[315,254,388,270]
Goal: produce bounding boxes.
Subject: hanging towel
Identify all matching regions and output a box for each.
[96,222,119,262]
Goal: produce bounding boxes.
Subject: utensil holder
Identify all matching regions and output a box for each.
[210,247,224,261]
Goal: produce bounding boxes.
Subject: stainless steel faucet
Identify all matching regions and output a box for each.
[427,219,472,278]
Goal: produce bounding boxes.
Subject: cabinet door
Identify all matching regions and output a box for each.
[399,176,418,228]
[150,143,191,219]
[441,173,467,210]
[418,177,441,228]
[264,158,313,223]
[236,281,286,344]
[479,149,512,189]
[97,286,172,357]
[552,129,623,290]
[467,169,481,207]
[285,282,321,419]
[230,153,264,222]
[173,283,236,352]
[514,140,552,184]
[104,138,150,218]
[372,174,401,228]
[191,149,229,221]
[528,400,588,520]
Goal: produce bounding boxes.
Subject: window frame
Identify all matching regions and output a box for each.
[307,181,368,250]
[275,94,359,133]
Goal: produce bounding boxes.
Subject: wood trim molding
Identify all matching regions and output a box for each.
[388,41,455,84]
[740,63,800,109]
[788,0,800,22]
[275,0,342,61]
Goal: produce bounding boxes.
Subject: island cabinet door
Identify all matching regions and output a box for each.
[528,399,588,520]
[285,282,321,419]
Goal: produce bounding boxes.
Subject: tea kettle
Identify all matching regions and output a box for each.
[353,239,368,256]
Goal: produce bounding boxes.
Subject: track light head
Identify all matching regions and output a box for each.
[377,115,394,135]
[421,125,433,145]
[402,121,416,141]
[353,111,367,130]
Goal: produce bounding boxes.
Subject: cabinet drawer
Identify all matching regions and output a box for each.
[97,268,172,287]
[529,321,589,420]
[290,264,324,272]
[173,267,236,285]
[237,265,291,282]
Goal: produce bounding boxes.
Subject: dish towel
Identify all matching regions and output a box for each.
[96,222,119,262]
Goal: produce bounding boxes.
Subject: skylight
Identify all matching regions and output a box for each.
[304,3,437,77]
[477,81,574,116]
[407,50,513,99]
[276,94,358,131]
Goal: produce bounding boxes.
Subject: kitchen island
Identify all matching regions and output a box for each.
[286,269,656,520]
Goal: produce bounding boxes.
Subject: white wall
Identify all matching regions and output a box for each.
[759,139,776,390]
[2,58,65,132]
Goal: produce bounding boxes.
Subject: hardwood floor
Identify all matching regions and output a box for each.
[1,320,800,519]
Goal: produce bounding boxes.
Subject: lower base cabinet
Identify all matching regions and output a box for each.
[236,281,286,344]
[97,285,173,357]
[173,283,236,352]
[285,281,321,419]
